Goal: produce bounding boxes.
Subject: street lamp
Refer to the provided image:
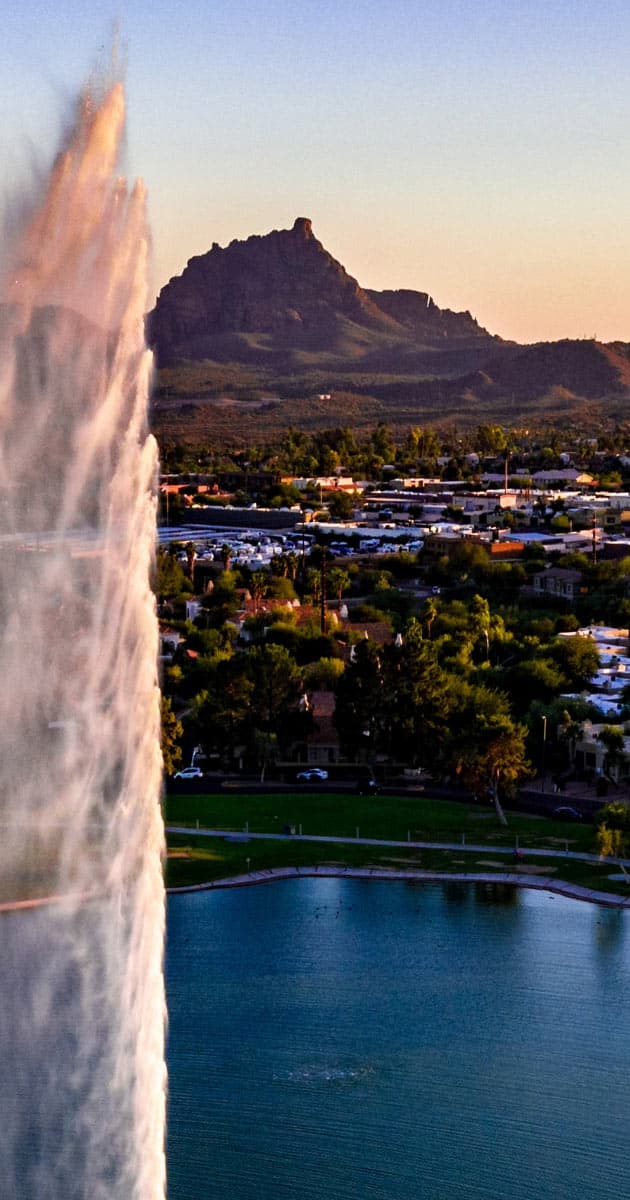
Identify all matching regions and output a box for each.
[541,715,548,793]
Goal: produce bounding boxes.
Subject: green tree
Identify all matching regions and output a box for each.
[471,727,531,825]
[449,541,490,582]
[334,639,385,759]
[200,571,240,628]
[265,481,302,507]
[553,635,600,689]
[250,570,267,613]
[305,567,322,604]
[446,681,530,825]
[598,726,627,779]
[470,594,491,661]
[370,421,396,463]
[329,566,351,603]
[254,730,279,782]
[506,659,567,715]
[328,491,356,520]
[475,424,508,454]
[595,824,627,859]
[285,551,299,582]
[185,541,197,579]
[155,547,191,601]
[161,695,183,776]
[595,800,630,836]
[595,801,630,860]
[409,425,441,464]
[302,657,345,690]
[559,709,583,767]
[422,597,438,640]
[191,659,254,763]
[267,575,298,602]
[248,644,302,730]
[386,620,451,767]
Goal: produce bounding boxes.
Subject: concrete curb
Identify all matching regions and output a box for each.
[167,866,630,908]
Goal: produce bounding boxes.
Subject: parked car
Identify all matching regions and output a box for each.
[296,768,329,782]
[357,778,379,796]
[173,766,203,780]
[552,806,582,822]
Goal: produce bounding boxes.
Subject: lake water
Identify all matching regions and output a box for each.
[165,878,630,1200]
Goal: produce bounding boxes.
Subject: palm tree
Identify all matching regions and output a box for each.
[306,567,321,604]
[285,551,299,582]
[559,710,582,769]
[599,726,627,782]
[250,570,267,614]
[422,597,438,640]
[185,541,197,581]
[329,566,350,603]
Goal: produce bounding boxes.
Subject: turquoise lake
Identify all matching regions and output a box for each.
[165,878,630,1200]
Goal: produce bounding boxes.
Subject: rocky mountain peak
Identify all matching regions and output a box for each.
[147,218,496,367]
[292,216,313,236]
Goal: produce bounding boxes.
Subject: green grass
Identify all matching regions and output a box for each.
[164,833,627,898]
[164,790,624,896]
[164,790,596,850]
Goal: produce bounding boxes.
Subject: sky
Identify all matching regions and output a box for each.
[2,0,630,344]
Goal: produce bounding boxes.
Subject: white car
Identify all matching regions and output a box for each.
[173,766,203,780]
[296,768,329,782]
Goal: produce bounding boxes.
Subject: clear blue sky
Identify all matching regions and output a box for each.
[2,0,630,343]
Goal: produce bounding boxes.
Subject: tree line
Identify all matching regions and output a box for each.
[158,539,613,814]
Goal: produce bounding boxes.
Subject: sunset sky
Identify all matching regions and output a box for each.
[2,0,630,344]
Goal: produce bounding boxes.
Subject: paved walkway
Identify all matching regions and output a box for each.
[165,825,630,867]
[165,826,630,907]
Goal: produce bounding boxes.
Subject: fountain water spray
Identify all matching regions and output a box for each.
[0,79,166,1198]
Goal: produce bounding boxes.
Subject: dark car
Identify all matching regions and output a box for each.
[357,778,379,795]
[552,806,582,822]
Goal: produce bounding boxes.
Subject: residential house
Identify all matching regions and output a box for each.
[573,721,630,782]
[532,567,585,603]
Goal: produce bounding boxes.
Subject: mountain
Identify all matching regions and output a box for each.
[365,287,490,343]
[464,338,630,400]
[147,219,630,444]
[147,218,497,368]
[366,339,630,425]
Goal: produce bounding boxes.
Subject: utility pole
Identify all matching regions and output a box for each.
[320,546,328,634]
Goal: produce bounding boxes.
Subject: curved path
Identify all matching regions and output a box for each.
[166,824,630,867]
[4,832,627,913]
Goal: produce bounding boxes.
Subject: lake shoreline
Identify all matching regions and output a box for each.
[167,864,630,908]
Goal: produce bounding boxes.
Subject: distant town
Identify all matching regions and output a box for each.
[158,423,630,858]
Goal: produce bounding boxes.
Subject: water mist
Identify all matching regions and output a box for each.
[0,81,166,1198]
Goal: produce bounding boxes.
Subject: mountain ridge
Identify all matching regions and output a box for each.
[147,217,498,368]
[147,219,630,442]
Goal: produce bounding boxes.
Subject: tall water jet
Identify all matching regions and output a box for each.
[0,79,166,1198]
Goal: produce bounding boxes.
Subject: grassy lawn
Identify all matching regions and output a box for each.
[165,833,628,897]
[164,790,596,851]
[164,790,626,897]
